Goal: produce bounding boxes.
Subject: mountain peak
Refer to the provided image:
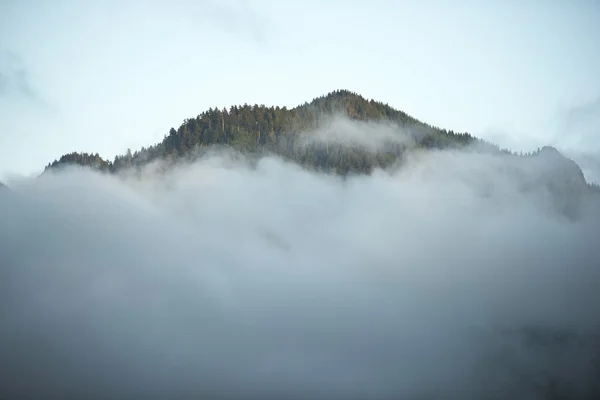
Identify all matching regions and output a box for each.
[533,146,583,176]
[39,90,592,197]
[539,145,561,156]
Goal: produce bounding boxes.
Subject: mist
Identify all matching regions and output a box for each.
[1,125,600,399]
[298,114,416,151]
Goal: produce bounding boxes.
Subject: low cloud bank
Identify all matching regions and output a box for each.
[1,142,600,399]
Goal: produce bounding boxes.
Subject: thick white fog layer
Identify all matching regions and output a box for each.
[1,136,600,399]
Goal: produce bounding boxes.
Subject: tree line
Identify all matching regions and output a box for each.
[43,88,598,196]
[45,90,499,175]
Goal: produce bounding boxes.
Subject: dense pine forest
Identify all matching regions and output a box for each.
[42,89,600,194]
[44,90,495,175]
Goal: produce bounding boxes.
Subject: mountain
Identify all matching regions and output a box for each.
[44,90,490,175]
[43,90,598,196]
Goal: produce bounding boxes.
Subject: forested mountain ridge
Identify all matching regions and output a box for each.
[42,89,600,195]
[43,90,490,175]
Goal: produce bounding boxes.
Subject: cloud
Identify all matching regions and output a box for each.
[482,96,600,185]
[565,96,600,127]
[556,96,600,151]
[550,96,600,185]
[0,49,41,102]
[1,125,600,399]
[191,0,274,46]
[299,114,416,151]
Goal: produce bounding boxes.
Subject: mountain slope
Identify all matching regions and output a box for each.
[43,90,597,201]
[43,90,499,175]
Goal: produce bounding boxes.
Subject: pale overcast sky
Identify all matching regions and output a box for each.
[1,0,599,181]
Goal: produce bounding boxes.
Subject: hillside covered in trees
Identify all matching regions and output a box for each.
[44,90,493,175]
[43,89,599,195]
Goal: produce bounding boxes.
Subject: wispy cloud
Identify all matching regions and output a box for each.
[0,49,50,108]
[553,95,600,151]
[566,96,600,124]
[482,95,600,184]
[193,0,274,46]
[550,95,600,184]
[0,50,36,99]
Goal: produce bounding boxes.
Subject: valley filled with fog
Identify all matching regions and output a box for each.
[2,123,600,399]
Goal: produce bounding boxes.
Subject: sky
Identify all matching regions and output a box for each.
[1,0,599,181]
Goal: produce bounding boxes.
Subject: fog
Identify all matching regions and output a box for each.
[1,130,600,399]
[298,114,416,151]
